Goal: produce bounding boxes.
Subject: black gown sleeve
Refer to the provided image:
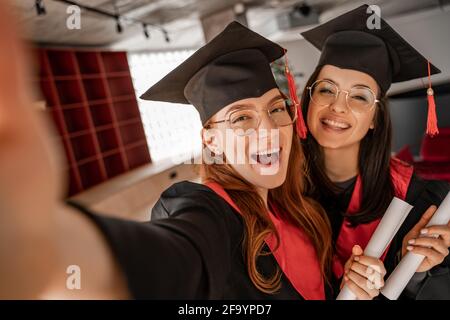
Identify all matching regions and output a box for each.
[386,175,450,300]
[67,183,234,299]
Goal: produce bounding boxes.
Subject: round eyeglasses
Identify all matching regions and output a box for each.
[207,99,297,136]
[307,79,379,113]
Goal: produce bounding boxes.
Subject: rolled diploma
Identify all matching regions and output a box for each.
[337,197,413,300]
[381,191,450,300]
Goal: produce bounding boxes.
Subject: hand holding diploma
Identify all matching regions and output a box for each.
[401,205,450,272]
[340,245,387,300]
[337,197,414,300]
[382,193,450,300]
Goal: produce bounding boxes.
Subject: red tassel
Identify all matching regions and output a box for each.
[426,61,439,136]
[284,49,307,139]
[427,88,438,136]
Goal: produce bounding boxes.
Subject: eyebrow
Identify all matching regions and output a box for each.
[267,94,285,105]
[224,94,285,115]
[321,78,372,90]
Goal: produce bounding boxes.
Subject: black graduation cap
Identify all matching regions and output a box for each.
[140,21,284,125]
[301,4,441,135]
[301,4,441,94]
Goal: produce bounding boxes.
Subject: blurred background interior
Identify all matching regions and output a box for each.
[16,0,450,220]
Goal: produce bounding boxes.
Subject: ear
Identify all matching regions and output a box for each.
[202,127,223,155]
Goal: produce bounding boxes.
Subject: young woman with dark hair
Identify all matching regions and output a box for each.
[299,5,450,299]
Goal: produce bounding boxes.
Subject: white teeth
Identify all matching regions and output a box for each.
[322,118,350,129]
[256,148,280,156]
[251,150,280,165]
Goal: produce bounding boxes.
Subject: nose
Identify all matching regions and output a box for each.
[253,111,277,148]
[255,118,280,152]
[258,110,277,131]
[329,91,349,114]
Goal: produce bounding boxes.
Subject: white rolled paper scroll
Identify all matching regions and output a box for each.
[381,191,450,300]
[337,197,413,300]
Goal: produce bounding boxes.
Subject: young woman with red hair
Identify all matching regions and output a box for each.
[0,16,385,299]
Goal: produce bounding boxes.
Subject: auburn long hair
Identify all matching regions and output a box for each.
[300,66,395,225]
[200,122,333,294]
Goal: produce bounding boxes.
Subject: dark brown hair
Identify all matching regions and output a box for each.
[300,66,394,225]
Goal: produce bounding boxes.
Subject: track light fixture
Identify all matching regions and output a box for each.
[116,17,123,33]
[35,0,46,16]
[52,0,173,44]
[143,23,150,39]
[163,28,170,43]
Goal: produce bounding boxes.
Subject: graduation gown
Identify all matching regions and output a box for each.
[324,158,450,299]
[70,181,332,300]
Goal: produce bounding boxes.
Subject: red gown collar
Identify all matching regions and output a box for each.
[204,181,325,300]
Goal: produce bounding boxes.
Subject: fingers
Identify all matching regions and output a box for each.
[353,255,387,276]
[408,237,450,256]
[340,278,345,290]
[421,225,450,246]
[406,223,450,272]
[0,2,36,132]
[344,245,363,273]
[344,260,352,275]
[349,261,370,278]
[407,245,446,265]
[343,250,386,300]
[345,279,371,300]
[352,245,363,256]
[411,206,436,232]
[349,261,383,281]
[345,271,380,299]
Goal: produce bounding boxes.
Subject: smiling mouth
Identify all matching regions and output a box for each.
[320,117,351,130]
[250,147,281,165]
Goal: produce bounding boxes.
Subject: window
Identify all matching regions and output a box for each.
[129,50,202,164]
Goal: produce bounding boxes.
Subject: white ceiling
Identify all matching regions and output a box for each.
[13,0,450,53]
[13,0,361,49]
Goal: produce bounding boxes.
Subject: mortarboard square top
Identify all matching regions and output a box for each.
[301,4,440,94]
[140,21,285,124]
